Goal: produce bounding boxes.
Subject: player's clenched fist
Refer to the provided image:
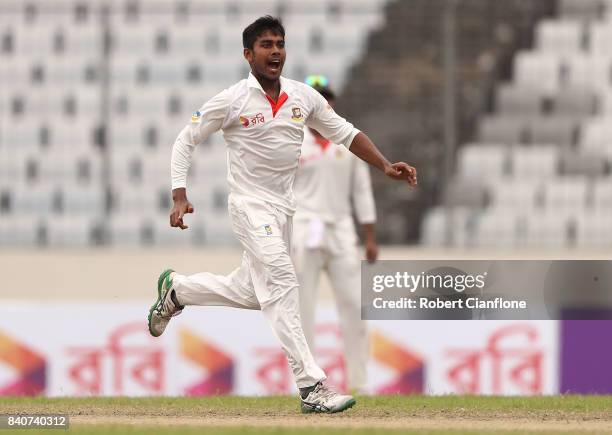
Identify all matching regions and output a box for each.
[170,199,194,230]
[384,162,417,186]
[169,188,194,230]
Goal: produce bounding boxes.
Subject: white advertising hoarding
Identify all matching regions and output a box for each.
[0,302,558,396]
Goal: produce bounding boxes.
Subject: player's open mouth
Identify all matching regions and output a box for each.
[268,59,281,72]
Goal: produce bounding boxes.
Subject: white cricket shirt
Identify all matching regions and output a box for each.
[171,73,360,215]
[294,128,376,225]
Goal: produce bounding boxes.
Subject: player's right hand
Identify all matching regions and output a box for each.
[170,198,194,230]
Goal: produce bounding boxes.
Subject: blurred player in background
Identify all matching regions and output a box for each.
[293,75,377,393]
[147,16,417,413]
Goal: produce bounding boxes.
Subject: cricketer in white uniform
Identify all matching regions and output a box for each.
[146,16,417,413]
[292,78,377,392]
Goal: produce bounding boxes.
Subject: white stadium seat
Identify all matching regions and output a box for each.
[592,177,612,210]
[420,206,474,247]
[526,117,578,146]
[554,86,597,115]
[45,216,94,246]
[543,176,589,212]
[152,216,193,246]
[0,215,43,246]
[457,144,510,179]
[590,22,612,53]
[489,180,543,210]
[536,20,584,54]
[565,54,610,90]
[107,213,143,246]
[511,146,558,178]
[496,85,543,115]
[523,213,571,248]
[473,210,518,248]
[199,210,239,245]
[478,116,527,144]
[513,52,562,93]
[579,117,612,157]
[575,213,612,247]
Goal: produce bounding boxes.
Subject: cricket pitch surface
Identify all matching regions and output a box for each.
[2,395,612,434]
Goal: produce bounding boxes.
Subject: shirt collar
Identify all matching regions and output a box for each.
[247,72,291,97]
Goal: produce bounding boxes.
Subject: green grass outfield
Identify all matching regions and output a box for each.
[1,395,612,434]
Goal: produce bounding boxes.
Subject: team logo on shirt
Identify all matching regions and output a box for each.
[263,224,273,235]
[191,110,202,123]
[240,113,265,128]
[291,106,303,121]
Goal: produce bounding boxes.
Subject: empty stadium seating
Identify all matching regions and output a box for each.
[421,0,612,248]
[0,0,386,246]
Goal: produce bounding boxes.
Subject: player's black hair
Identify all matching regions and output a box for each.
[242,15,285,50]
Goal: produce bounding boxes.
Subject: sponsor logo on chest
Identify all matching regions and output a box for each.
[240,113,266,128]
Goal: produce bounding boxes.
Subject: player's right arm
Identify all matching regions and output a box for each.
[170,89,230,229]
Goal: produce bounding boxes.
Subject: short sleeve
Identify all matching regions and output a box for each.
[181,89,231,146]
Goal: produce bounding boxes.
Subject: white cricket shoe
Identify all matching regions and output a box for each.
[300,382,356,414]
[148,268,184,337]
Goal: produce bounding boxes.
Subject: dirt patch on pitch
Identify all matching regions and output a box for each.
[72,415,612,433]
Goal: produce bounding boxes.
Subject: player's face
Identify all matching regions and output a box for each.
[244,30,286,81]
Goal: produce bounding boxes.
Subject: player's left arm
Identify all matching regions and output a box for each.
[349,133,417,187]
[305,87,417,186]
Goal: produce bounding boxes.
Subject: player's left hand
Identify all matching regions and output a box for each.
[365,241,379,263]
[385,162,417,186]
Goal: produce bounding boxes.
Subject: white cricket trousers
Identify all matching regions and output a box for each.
[172,193,326,389]
[292,216,368,391]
